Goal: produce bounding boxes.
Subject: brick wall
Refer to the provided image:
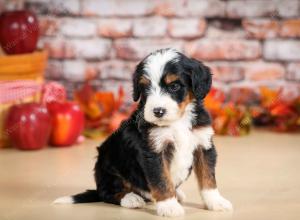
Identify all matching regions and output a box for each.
[2,0,300,102]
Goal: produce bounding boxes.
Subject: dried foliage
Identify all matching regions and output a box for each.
[205,87,300,135]
[74,82,135,138]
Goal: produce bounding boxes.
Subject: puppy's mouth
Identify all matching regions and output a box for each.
[150,118,174,127]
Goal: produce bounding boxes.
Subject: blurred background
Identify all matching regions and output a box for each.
[1,1,300,220]
[0,0,300,149]
[2,0,300,100]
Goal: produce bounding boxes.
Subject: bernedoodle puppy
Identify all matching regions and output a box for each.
[54,48,233,217]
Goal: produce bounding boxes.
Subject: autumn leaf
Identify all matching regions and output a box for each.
[74,82,102,120]
[270,103,294,117]
[95,92,115,118]
[204,87,225,114]
[260,87,281,108]
[74,82,136,137]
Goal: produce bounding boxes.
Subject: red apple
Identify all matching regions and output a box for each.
[47,102,85,147]
[5,103,51,150]
[0,10,39,54]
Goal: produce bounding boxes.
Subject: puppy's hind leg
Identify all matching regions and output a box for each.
[100,191,145,209]
[97,171,145,208]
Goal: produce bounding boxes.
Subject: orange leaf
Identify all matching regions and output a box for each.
[204,87,225,113]
[95,92,115,118]
[260,87,281,108]
[74,82,103,119]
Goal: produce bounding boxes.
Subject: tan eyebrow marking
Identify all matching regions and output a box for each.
[164,73,179,84]
[139,75,150,85]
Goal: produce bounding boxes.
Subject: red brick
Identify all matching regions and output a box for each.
[82,0,154,17]
[61,19,97,38]
[242,19,279,39]
[185,40,262,61]
[280,20,300,38]
[208,62,244,83]
[114,39,183,60]
[133,17,167,37]
[63,60,98,82]
[63,60,86,82]
[210,62,285,83]
[154,0,186,17]
[155,0,225,17]
[287,63,300,81]
[264,40,300,61]
[186,0,225,17]
[98,19,132,38]
[206,26,245,39]
[227,0,274,18]
[244,62,285,81]
[98,60,135,80]
[39,16,60,36]
[168,19,206,39]
[227,0,299,18]
[41,39,75,59]
[40,39,111,60]
[69,39,112,60]
[45,60,63,80]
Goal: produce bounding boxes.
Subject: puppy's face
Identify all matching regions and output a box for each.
[133,49,212,126]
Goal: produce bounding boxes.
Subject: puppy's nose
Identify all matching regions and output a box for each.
[153,107,166,118]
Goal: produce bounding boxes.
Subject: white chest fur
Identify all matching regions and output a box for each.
[149,104,214,186]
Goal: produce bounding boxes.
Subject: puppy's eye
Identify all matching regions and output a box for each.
[168,83,181,92]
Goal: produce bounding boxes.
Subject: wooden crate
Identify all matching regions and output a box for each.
[0,50,47,81]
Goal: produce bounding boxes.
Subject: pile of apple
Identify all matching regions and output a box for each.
[5,83,85,150]
[0,10,85,150]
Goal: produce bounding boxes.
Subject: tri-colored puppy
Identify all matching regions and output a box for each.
[54,48,233,217]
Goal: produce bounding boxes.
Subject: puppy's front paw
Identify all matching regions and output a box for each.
[205,195,233,211]
[156,197,185,217]
[120,192,145,209]
[202,189,233,211]
[176,189,186,203]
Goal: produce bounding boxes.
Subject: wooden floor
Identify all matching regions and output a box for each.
[1,130,300,220]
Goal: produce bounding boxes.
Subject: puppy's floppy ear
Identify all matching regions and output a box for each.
[132,71,141,102]
[185,58,212,101]
[132,63,144,102]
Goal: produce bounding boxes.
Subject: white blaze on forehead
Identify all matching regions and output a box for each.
[142,49,181,126]
[143,49,179,84]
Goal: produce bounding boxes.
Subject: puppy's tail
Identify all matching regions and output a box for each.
[53,190,102,204]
